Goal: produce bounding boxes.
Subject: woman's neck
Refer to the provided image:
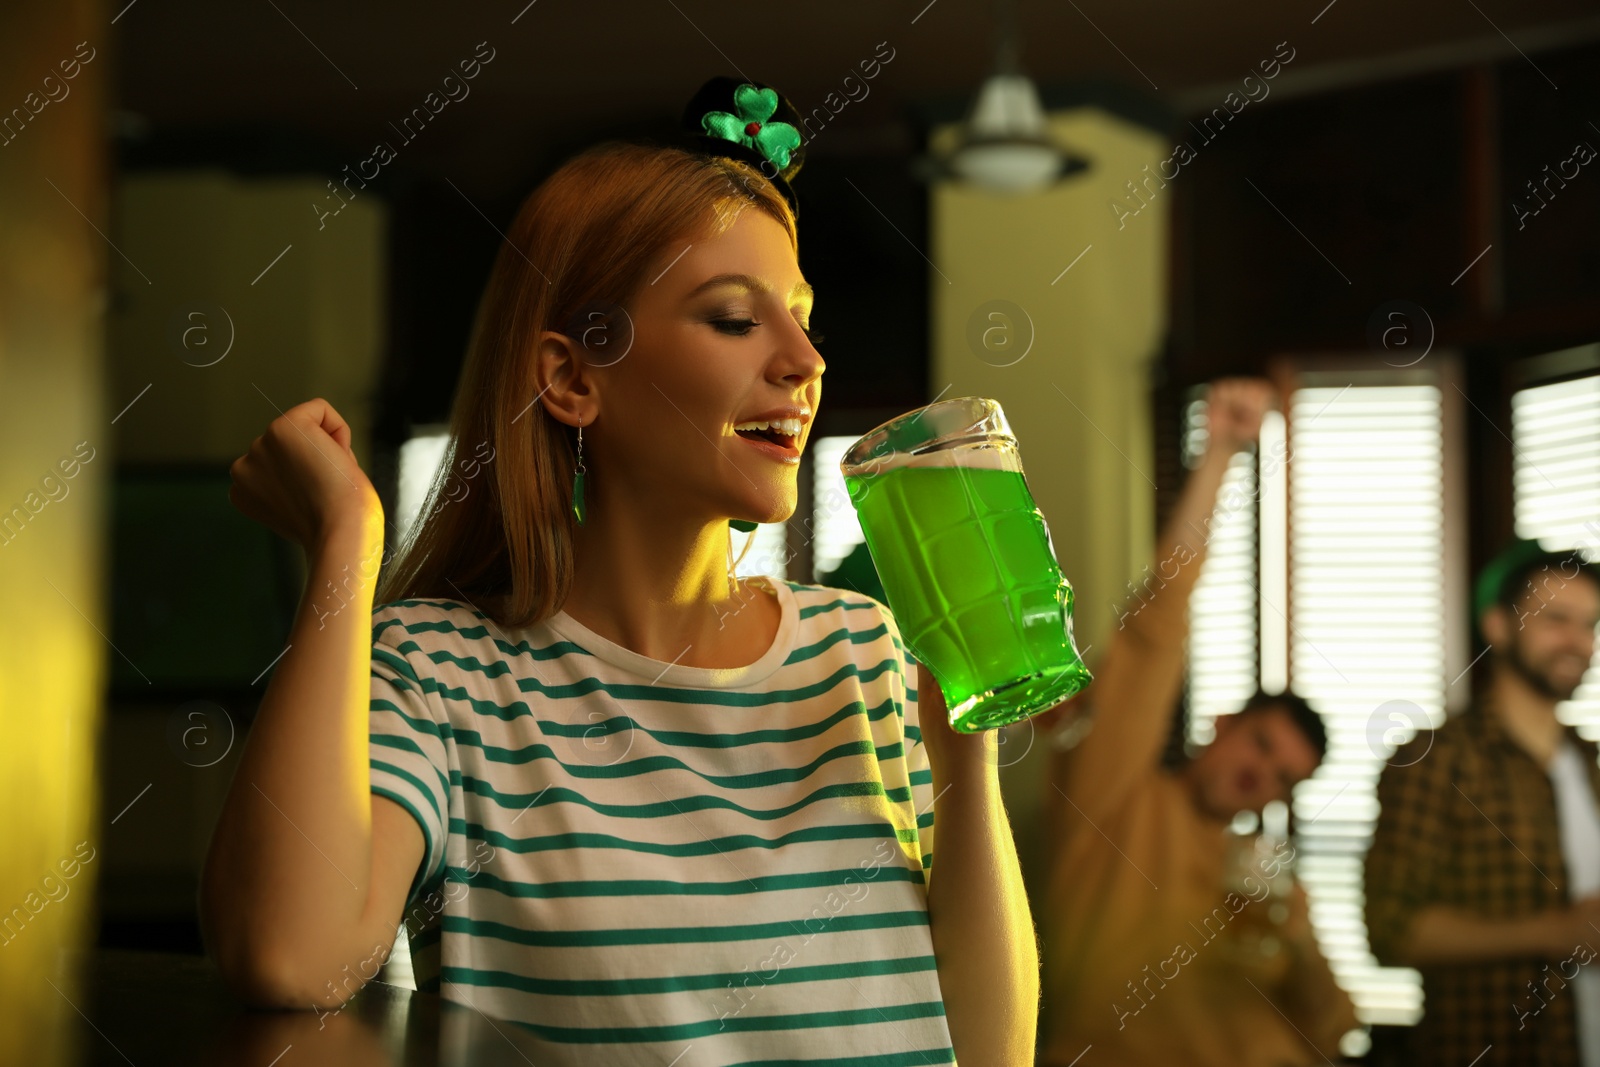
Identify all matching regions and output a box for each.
[562,507,778,670]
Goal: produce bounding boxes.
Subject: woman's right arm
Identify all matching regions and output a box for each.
[198,398,425,1009]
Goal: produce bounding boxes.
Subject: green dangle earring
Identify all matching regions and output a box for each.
[571,415,587,526]
[570,409,753,533]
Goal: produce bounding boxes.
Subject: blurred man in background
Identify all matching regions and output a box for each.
[1035,378,1357,1067]
[1365,540,1600,1066]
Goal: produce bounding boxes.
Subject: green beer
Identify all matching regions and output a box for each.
[841,399,1091,732]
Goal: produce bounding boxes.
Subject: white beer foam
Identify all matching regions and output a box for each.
[850,440,1022,475]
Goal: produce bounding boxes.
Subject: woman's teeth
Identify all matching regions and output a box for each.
[734,417,803,436]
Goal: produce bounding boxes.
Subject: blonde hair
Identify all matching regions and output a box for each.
[376,141,799,629]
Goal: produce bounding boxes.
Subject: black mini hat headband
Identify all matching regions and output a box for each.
[680,76,807,219]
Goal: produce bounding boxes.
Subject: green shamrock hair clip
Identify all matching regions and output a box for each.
[681,75,807,218]
[700,84,802,171]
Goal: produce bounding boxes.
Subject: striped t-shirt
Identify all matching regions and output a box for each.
[367,577,955,1065]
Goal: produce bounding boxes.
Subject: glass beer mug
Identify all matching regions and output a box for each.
[840,396,1092,732]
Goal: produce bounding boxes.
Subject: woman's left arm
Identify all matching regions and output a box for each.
[916,661,1040,1067]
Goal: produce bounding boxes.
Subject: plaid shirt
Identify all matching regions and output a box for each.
[1365,699,1600,1066]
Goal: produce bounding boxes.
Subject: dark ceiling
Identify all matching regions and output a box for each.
[111,0,1600,201]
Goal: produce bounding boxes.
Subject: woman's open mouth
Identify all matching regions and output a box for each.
[733,418,802,463]
[732,415,806,463]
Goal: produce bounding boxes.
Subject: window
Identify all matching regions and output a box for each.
[1286,380,1452,1028]
[1183,394,1261,746]
[809,434,867,580]
[1510,364,1600,736]
[732,522,792,581]
[1180,370,1463,1030]
[395,425,451,546]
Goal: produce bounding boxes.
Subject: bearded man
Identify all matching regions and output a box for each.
[1366,540,1600,1066]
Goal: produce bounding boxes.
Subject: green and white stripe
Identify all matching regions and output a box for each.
[368,578,952,1064]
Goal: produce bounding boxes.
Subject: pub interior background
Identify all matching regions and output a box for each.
[4,0,1600,1062]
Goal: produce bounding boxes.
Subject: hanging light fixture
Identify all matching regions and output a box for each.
[927,0,1091,193]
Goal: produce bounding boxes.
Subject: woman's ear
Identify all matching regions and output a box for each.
[536,329,597,427]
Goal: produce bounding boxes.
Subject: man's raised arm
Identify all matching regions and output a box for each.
[1041,378,1274,826]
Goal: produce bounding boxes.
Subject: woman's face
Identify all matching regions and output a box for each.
[589,207,824,528]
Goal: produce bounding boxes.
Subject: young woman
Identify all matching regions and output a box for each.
[201,127,1036,1065]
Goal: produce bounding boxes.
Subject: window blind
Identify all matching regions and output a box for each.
[1289,383,1447,1027]
[1510,372,1600,736]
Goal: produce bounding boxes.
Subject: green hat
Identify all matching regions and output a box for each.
[1473,538,1600,633]
[1473,538,1548,623]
